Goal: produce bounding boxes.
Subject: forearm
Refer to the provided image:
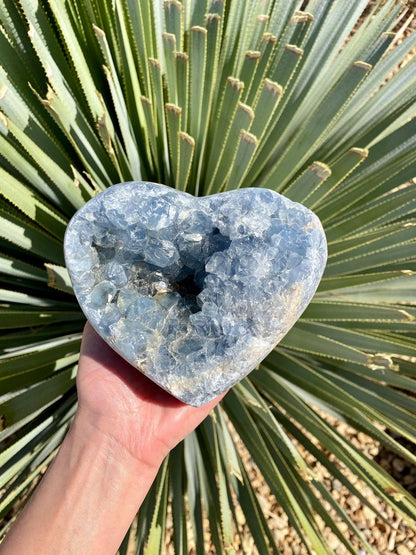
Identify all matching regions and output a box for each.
[0,411,162,555]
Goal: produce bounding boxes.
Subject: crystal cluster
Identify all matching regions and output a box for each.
[64,182,327,406]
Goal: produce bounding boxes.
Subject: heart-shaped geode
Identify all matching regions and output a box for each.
[64,182,327,406]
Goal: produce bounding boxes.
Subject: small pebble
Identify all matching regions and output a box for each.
[393,458,406,473]
[397,545,413,555]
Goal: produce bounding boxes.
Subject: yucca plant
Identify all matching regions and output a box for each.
[1,0,416,552]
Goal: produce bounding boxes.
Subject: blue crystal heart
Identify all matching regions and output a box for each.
[64,182,327,406]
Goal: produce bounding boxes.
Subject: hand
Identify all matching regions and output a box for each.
[77,323,224,467]
[0,323,224,555]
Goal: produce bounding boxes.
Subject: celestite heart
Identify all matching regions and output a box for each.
[64,182,327,406]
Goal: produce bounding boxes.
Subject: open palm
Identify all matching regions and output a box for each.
[77,323,224,466]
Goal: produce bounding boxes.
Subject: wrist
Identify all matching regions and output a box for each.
[1,406,163,555]
[73,404,168,472]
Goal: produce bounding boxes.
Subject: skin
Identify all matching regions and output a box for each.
[0,323,224,554]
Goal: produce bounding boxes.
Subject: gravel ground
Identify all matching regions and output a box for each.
[170,415,416,554]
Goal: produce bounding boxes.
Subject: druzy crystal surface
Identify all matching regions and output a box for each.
[64,182,327,406]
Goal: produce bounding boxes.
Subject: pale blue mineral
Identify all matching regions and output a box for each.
[64,182,327,406]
